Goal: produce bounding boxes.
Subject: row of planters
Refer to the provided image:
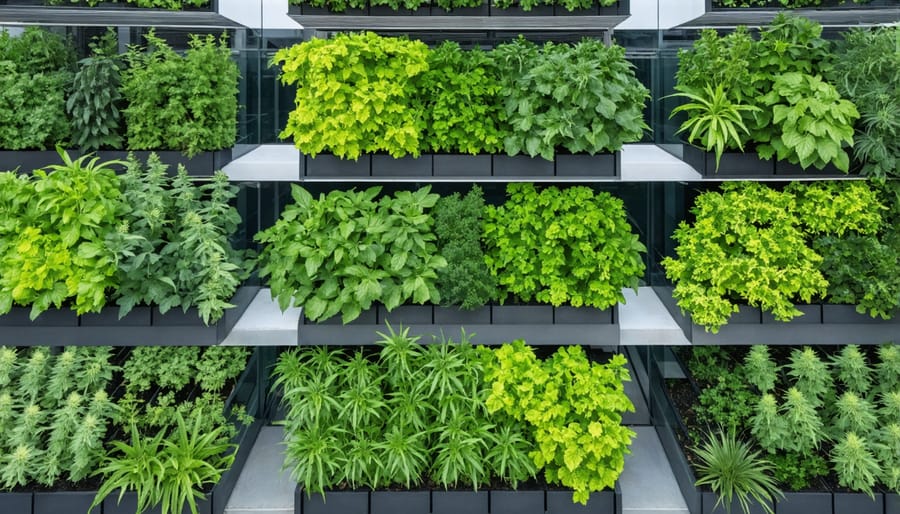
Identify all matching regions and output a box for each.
[255,183,646,345]
[662,344,900,514]
[275,332,634,514]
[0,28,238,175]
[288,0,627,15]
[0,345,260,514]
[274,33,649,179]
[0,152,256,345]
[670,16,896,179]
[708,0,889,9]
[658,180,900,344]
[0,0,213,9]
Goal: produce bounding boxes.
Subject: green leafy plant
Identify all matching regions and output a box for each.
[67,29,124,152]
[757,73,859,172]
[256,186,447,323]
[434,186,498,310]
[495,38,649,159]
[273,32,429,159]
[694,429,781,514]
[196,347,250,392]
[744,346,779,394]
[786,347,832,407]
[834,392,878,437]
[831,432,879,497]
[420,42,506,155]
[122,30,238,157]
[483,341,635,504]
[668,84,760,171]
[484,184,645,308]
[832,345,873,395]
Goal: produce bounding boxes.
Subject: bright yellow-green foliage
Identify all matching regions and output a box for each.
[483,341,635,504]
[663,181,885,332]
[273,32,430,159]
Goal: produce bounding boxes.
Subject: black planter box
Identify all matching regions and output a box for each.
[310,307,379,325]
[774,159,846,177]
[80,306,152,327]
[433,154,492,176]
[0,150,62,172]
[370,490,429,514]
[597,0,626,15]
[492,304,554,324]
[777,491,832,514]
[378,304,433,324]
[493,155,555,177]
[701,491,768,514]
[433,305,492,324]
[491,490,544,514]
[887,493,900,514]
[706,0,893,10]
[554,5,598,14]
[104,492,213,514]
[555,305,614,324]
[833,492,883,514]
[556,152,619,177]
[303,154,371,177]
[0,492,32,514]
[432,490,488,514]
[0,307,78,326]
[762,303,821,324]
[299,488,369,514]
[681,145,775,177]
[128,149,232,176]
[489,3,554,15]
[547,489,616,514]
[371,154,432,177]
[822,304,900,324]
[290,4,369,14]
[34,491,95,514]
[431,2,491,14]
[367,4,431,14]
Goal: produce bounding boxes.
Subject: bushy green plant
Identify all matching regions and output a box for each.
[770,451,828,491]
[696,373,756,433]
[744,346,779,394]
[420,43,505,154]
[0,63,71,150]
[256,186,447,323]
[496,38,648,159]
[834,392,878,437]
[434,186,498,310]
[0,152,122,318]
[484,184,645,308]
[197,347,250,392]
[832,432,879,497]
[273,32,429,159]
[67,30,124,152]
[694,429,781,514]
[483,341,635,504]
[675,28,757,107]
[831,345,873,395]
[786,347,832,407]
[826,27,899,180]
[122,31,238,157]
[876,345,900,395]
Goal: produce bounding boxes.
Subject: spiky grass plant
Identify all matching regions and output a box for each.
[694,429,782,514]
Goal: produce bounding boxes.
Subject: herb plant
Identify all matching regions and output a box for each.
[122,31,238,157]
[67,30,124,152]
[256,186,447,323]
[484,184,645,308]
[433,186,498,309]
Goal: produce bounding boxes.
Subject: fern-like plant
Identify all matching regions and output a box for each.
[834,392,878,437]
[786,347,832,407]
[832,345,873,396]
[744,346,778,394]
[831,432,879,497]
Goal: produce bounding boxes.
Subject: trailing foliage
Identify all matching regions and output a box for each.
[67,30,124,152]
[484,184,645,308]
[433,186,498,309]
[256,186,447,323]
[495,38,649,159]
[662,181,887,331]
[483,341,635,504]
[122,30,238,157]
[273,32,429,159]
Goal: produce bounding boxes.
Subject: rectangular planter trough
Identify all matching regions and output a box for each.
[0,286,259,346]
[1,149,232,176]
[680,145,775,178]
[654,287,900,345]
[299,303,619,346]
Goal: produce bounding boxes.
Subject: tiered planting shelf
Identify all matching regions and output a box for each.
[653,286,900,345]
[299,303,619,346]
[677,145,855,179]
[0,286,260,346]
[678,1,899,28]
[0,3,241,28]
[300,152,621,180]
[1,149,234,177]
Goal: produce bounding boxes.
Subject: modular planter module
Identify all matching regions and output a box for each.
[652,286,900,345]
[300,152,621,179]
[0,286,260,346]
[299,303,619,346]
[0,0,217,10]
[679,144,850,179]
[652,352,899,514]
[704,0,895,11]
[296,484,621,514]
[0,347,265,514]
[288,0,628,16]
[0,149,233,176]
